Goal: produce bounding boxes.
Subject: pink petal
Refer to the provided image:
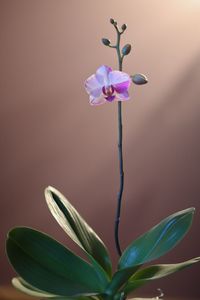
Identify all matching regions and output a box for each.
[89,95,106,106]
[114,81,131,93]
[85,74,102,98]
[109,71,131,93]
[116,90,130,101]
[95,65,112,86]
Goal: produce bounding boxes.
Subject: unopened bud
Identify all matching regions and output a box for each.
[110,18,115,24]
[122,44,131,56]
[102,38,111,46]
[121,24,127,31]
[131,74,148,85]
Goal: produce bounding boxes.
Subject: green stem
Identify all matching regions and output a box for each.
[113,25,124,257]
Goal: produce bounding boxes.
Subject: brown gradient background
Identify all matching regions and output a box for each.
[1,0,200,298]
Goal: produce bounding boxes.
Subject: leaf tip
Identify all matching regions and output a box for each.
[178,207,195,217]
[185,207,195,215]
[45,185,54,194]
[193,256,200,262]
[44,186,59,203]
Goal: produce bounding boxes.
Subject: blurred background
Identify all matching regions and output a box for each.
[1,0,200,298]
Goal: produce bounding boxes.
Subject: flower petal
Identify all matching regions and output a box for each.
[89,95,106,106]
[114,81,131,93]
[109,71,131,93]
[85,74,102,99]
[116,90,130,101]
[95,65,112,86]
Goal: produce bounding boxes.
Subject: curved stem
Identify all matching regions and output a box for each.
[113,25,124,256]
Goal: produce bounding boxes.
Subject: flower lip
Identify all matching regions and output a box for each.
[105,95,115,102]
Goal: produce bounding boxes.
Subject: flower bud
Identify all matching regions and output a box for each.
[110,18,115,24]
[131,74,148,85]
[121,24,127,31]
[122,44,131,56]
[102,38,111,46]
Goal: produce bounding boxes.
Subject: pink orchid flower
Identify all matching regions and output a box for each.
[85,65,131,105]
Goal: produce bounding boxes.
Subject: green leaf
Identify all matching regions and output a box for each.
[47,298,97,300]
[12,277,57,298]
[122,257,200,294]
[47,298,93,300]
[119,208,195,269]
[6,227,105,296]
[127,298,162,300]
[105,208,196,296]
[13,278,94,300]
[45,186,112,277]
[85,252,110,288]
[105,266,141,295]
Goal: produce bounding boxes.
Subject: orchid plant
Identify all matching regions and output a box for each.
[6,19,200,300]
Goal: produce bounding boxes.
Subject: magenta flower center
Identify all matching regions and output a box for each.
[102,85,115,102]
[102,85,115,96]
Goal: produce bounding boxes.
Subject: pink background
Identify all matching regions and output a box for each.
[1,0,200,298]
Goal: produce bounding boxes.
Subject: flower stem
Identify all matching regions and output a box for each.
[113,24,124,256]
[115,100,124,256]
